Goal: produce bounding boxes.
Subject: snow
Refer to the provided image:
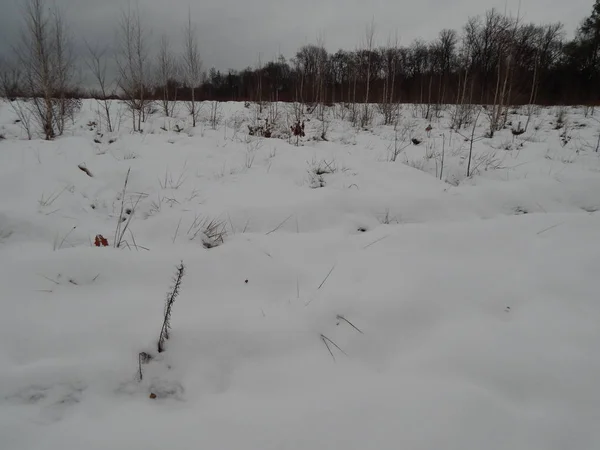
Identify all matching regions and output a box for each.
[1,100,600,450]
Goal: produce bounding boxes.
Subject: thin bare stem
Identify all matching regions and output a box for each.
[318,265,336,290]
[266,214,293,235]
[337,315,364,334]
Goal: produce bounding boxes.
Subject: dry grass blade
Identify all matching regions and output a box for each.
[54,226,77,250]
[114,168,131,248]
[320,334,348,361]
[363,235,389,249]
[305,264,337,307]
[318,265,336,290]
[128,229,139,251]
[266,214,293,235]
[227,213,236,235]
[115,193,143,249]
[39,274,60,285]
[39,186,69,208]
[537,222,565,235]
[242,218,251,233]
[172,217,182,243]
[321,334,336,361]
[336,315,364,334]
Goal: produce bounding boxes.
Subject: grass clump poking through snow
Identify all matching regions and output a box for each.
[307,158,337,188]
[159,163,187,190]
[187,215,227,248]
[157,261,185,353]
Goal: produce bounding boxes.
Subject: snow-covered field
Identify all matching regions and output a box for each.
[1,100,600,450]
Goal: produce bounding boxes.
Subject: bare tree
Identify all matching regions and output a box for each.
[380,34,401,125]
[116,4,150,132]
[349,48,359,126]
[182,8,202,127]
[0,59,22,100]
[1,62,33,139]
[84,42,116,132]
[437,29,457,106]
[156,34,178,117]
[13,0,76,140]
[256,53,264,113]
[315,36,329,139]
[524,23,564,131]
[51,9,76,135]
[361,18,376,128]
[481,9,516,136]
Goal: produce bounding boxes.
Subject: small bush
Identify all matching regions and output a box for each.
[248,119,272,138]
[291,120,305,138]
[555,107,567,130]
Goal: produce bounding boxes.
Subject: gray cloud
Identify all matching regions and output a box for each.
[0,0,593,72]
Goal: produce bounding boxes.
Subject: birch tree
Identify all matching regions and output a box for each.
[14,0,75,139]
[182,9,202,127]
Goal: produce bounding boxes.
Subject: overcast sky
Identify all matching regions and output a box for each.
[0,0,593,72]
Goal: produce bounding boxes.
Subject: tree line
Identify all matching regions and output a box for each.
[202,3,600,108]
[1,0,600,139]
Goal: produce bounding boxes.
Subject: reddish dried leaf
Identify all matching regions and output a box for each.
[94,234,109,247]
